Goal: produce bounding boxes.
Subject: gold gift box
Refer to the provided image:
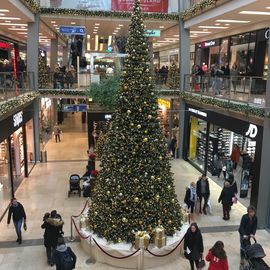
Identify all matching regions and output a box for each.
[155,227,165,239]
[154,236,166,248]
[134,231,150,249]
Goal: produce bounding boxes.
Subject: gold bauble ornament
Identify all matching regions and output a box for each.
[168,220,172,224]
[139,108,142,112]
[144,130,148,134]
[122,199,127,204]
[137,124,141,129]
[159,156,163,160]
[106,191,110,195]
[134,197,139,203]
[127,110,131,114]
[167,185,171,189]
[148,115,152,119]
[172,199,175,203]
[130,123,134,127]
[156,194,160,201]
[143,138,148,142]
[122,217,128,223]
[151,175,155,180]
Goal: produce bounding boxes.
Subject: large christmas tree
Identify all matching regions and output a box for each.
[88,0,183,243]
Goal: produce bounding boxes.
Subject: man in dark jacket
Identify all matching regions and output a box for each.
[7,198,26,244]
[196,174,210,215]
[238,206,257,261]
[53,237,76,270]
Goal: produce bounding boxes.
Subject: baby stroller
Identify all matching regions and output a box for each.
[240,237,270,270]
[68,174,81,197]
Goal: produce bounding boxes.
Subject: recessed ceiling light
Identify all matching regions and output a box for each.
[5,20,11,23]
[0,23,27,26]
[114,30,119,32]
[95,23,100,26]
[116,27,121,30]
[118,24,124,27]
[190,35,198,38]
[71,22,76,25]
[190,30,212,34]
[215,23,221,26]
[55,27,59,30]
[20,26,26,28]
[173,34,179,37]
[0,14,6,16]
[53,24,58,27]
[198,25,229,29]
[159,26,164,29]
[8,28,27,31]
[216,19,250,23]
[17,32,28,35]
[51,21,56,23]
[0,17,21,20]
[203,29,208,31]
[225,24,230,26]
[239,11,270,15]
[0,9,9,12]
[94,26,99,29]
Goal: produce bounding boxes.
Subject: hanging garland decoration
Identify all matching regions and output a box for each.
[40,8,179,21]
[181,0,225,20]
[179,91,266,118]
[0,92,40,118]
[39,89,88,96]
[20,0,40,13]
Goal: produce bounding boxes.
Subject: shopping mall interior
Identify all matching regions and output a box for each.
[0,0,270,269]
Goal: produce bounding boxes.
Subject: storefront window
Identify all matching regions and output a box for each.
[209,45,220,67]
[219,39,228,67]
[40,98,54,145]
[230,43,249,75]
[0,140,11,218]
[188,116,207,170]
[26,119,35,172]
[10,128,25,192]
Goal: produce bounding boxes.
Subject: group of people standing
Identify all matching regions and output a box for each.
[192,62,239,95]
[53,64,76,89]
[184,205,258,270]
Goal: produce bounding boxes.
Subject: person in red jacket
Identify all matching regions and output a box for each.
[206,241,228,270]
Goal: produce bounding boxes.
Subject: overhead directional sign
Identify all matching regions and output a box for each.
[59,26,86,36]
[62,104,88,112]
[145,29,161,37]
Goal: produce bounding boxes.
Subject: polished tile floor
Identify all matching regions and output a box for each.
[0,114,269,270]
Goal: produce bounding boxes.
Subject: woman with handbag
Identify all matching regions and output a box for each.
[206,241,228,270]
[218,181,234,221]
[184,223,204,270]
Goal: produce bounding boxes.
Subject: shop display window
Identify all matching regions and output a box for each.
[188,116,207,170]
[219,39,229,67]
[0,140,11,218]
[26,119,35,172]
[10,128,25,192]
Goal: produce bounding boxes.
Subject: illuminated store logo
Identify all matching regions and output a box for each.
[245,124,258,139]
[202,41,216,48]
[105,114,112,120]
[265,29,270,40]
[13,111,23,128]
[188,108,207,118]
[158,98,170,109]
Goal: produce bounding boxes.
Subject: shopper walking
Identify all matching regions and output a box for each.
[239,206,257,263]
[53,237,77,270]
[7,198,27,244]
[218,181,234,220]
[196,174,210,215]
[53,123,62,143]
[169,135,177,159]
[206,241,228,270]
[184,223,204,270]
[231,144,241,170]
[184,182,197,215]
[41,211,64,266]
[231,64,238,93]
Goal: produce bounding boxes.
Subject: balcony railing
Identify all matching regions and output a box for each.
[183,74,266,107]
[0,72,35,102]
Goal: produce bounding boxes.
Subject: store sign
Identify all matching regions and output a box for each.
[62,104,87,112]
[265,29,270,40]
[158,98,170,109]
[201,40,216,48]
[145,30,161,37]
[59,26,86,36]
[188,108,207,118]
[0,41,12,49]
[245,124,258,139]
[13,111,23,128]
[112,0,168,13]
[105,114,112,120]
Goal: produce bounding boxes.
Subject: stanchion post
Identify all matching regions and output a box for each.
[68,216,75,242]
[86,235,96,264]
[137,247,144,270]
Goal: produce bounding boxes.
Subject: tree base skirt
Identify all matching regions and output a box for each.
[78,223,189,269]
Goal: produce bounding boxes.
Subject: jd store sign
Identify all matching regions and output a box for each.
[13,111,23,128]
[245,124,258,139]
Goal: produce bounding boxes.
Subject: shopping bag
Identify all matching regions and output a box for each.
[206,199,212,214]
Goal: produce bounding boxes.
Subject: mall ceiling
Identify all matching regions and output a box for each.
[186,0,270,43]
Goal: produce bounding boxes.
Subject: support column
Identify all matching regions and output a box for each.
[27,15,39,90]
[50,38,58,71]
[62,43,69,66]
[178,0,190,159]
[33,99,41,162]
[256,30,270,228]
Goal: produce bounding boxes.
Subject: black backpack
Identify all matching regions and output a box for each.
[59,248,74,270]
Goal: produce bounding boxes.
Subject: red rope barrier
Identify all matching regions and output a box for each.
[91,237,140,259]
[146,237,184,257]
[72,217,140,259]
[72,199,90,218]
[72,218,91,239]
